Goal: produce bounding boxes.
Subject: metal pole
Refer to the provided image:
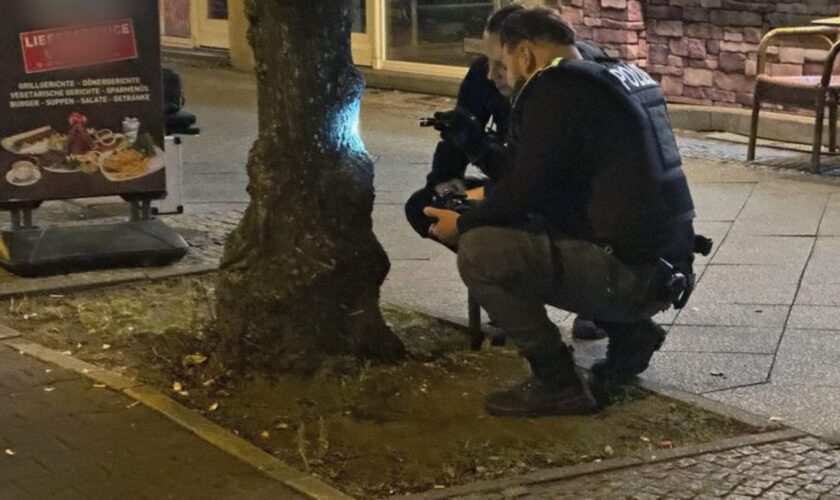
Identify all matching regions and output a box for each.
[411,0,419,47]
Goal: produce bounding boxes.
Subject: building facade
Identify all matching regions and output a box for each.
[160,0,839,107]
[160,0,541,78]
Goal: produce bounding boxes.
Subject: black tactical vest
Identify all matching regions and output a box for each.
[513,57,697,264]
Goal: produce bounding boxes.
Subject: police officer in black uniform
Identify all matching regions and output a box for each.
[406,4,610,341]
[405,3,520,240]
[424,7,699,417]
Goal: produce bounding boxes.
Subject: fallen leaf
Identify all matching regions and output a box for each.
[182,353,208,367]
[172,382,183,392]
[659,441,673,449]
[177,391,189,397]
[640,436,650,443]
[260,430,270,439]
[92,383,107,389]
[275,422,289,430]
[44,369,52,373]
[208,402,219,412]
[44,387,55,392]
[769,416,784,422]
[102,344,112,350]
[61,351,72,355]
[4,449,14,456]
[604,445,615,455]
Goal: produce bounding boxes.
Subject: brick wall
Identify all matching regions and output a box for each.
[555,0,839,107]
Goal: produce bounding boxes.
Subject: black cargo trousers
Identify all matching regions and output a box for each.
[457,225,671,358]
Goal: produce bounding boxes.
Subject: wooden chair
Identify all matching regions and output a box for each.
[747,26,840,173]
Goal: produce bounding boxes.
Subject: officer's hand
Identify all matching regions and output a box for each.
[424,207,461,248]
[430,109,458,132]
[433,108,487,163]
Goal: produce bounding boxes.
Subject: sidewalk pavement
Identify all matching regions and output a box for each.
[2,64,840,497]
[446,436,840,499]
[0,345,303,500]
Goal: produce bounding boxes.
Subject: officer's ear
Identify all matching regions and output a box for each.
[518,42,538,75]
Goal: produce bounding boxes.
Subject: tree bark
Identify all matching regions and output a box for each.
[215,0,406,373]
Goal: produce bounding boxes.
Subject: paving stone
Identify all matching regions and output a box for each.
[818,194,840,236]
[643,351,772,393]
[449,438,840,500]
[689,265,803,305]
[712,235,814,268]
[772,330,840,385]
[729,190,829,236]
[795,283,840,306]
[691,183,756,222]
[675,304,790,327]
[788,306,840,330]
[660,325,783,354]
[708,383,840,440]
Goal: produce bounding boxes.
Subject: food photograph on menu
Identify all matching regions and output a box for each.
[0,0,165,204]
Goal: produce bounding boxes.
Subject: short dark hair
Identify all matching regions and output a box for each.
[499,7,576,49]
[485,3,525,34]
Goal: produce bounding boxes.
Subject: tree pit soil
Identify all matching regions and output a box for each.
[0,276,758,498]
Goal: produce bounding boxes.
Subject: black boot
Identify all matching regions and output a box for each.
[572,317,608,340]
[485,340,599,417]
[590,319,666,403]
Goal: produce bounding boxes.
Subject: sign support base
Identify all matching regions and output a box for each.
[0,218,189,278]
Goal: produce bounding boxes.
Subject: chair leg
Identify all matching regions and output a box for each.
[748,95,761,161]
[467,292,484,351]
[830,96,838,154]
[813,96,827,174]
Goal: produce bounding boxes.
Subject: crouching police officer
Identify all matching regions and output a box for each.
[406,4,610,341]
[424,7,700,416]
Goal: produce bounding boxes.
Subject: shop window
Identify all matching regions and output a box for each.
[162,0,191,39]
[353,0,367,33]
[208,0,228,20]
[386,0,510,66]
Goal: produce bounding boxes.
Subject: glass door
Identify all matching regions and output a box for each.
[352,0,373,66]
[198,0,230,49]
[384,0,504,66]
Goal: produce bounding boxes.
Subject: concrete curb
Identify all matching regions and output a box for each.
[669,104,833,148]
[0,263,217,300]
[406,428,806,499]
[1,335,353,500]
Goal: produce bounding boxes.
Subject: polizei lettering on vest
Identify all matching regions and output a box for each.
[608,63,657,92]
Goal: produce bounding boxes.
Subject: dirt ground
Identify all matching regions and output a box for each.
[0,276,757,498]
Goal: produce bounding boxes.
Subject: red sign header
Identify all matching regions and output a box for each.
[20,19,138,74]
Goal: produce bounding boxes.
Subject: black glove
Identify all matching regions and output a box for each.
[432,107,489,164]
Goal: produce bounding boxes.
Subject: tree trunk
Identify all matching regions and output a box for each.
[215,0,406,374]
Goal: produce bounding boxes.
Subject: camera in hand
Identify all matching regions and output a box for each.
[430,189,477,215]
[420,117,441,128]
